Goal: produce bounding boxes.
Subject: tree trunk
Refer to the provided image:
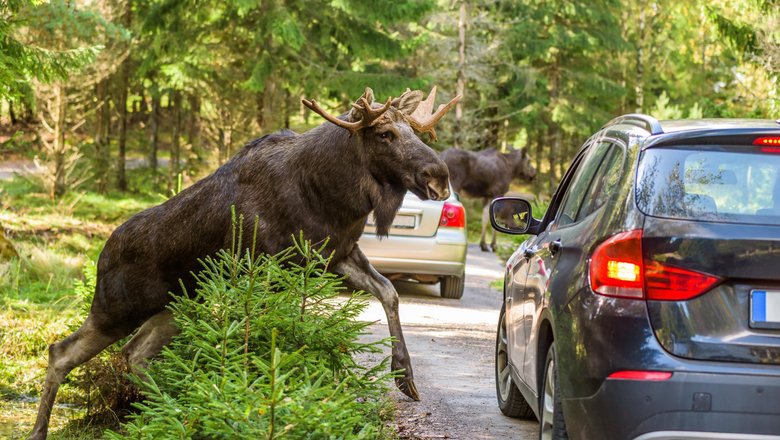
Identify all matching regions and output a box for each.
[116,66,129,192]
[483,104,499,150]
[100,80,111,193]
[283,88,291,129]
[533,129,544,194]
[635,7,646,113]
[149,91,160,171]
[186,94,201,170]
[8,100,16,125]
[52,83,68,199]
[454,0,466,149]
[95,80,108,192]
[557,132,567,178]
[116,2,131,192]
[547,124,560,189]
[168,91,182,191]
[256,91,265,133]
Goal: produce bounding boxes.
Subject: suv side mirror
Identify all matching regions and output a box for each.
[490,197,536,234]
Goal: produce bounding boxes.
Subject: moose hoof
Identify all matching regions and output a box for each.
[396,376,420,401]
[480,243,489,252]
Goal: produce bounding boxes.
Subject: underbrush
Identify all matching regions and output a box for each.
[107,236,394,439]
[2,171,396,438]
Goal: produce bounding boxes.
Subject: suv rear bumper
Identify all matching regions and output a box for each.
[563,363,780,440]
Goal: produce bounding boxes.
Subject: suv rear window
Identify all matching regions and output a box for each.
[636,146,780,225]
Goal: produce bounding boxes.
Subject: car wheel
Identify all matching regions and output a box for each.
[440,275,464,299]
[540,343,569,440]
[495,305,535,418]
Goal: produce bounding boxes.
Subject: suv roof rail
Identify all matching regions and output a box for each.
[603,113,663,135]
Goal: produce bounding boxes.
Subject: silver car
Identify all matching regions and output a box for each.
[359,190,468,299]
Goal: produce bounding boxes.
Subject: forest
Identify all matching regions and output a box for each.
[1,0,778,196]
[1,0,779,438]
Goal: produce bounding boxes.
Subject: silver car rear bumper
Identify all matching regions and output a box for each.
[358,227,467,278]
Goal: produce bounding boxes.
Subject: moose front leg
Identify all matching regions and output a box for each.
[333,245,420,401]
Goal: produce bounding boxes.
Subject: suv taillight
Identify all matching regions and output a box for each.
[589,229,721,301]
[439,202,466,228]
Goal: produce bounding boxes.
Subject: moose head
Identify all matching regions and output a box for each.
[510,147,537,181]
[303,87,460,203]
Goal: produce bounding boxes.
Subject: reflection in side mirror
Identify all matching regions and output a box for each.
[490,197,533,234]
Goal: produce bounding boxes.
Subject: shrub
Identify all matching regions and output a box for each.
[108,235,393,439]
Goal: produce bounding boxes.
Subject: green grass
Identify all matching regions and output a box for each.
[0,167,398,439]
[0,171,163,438]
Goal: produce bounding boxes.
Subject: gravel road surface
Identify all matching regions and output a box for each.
[359,244,539,439]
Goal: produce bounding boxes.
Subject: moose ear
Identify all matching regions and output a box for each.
[358,87,374,105]
[392,88,424,115]
[349,87,375,121]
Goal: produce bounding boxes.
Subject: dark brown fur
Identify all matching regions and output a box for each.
[441,147,536,251]
[30,89,452,439]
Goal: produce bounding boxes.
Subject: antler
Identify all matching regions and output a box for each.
[352,96,392,123]
[302,88,392,137]
[406,86,462,141]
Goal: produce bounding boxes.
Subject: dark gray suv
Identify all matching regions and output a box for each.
[490,115,780,440]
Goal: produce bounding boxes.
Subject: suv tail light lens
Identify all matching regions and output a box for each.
[644,261,720,300]
[589,229,722,301]
[590,230,644,298]
[608,370,672,381]
[439,202,466,228]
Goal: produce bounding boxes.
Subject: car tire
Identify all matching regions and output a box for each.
[495,305,535,418]
[440,275,464,299]
[539,343,569,440]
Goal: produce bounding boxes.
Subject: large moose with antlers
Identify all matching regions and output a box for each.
[30,87,460,439]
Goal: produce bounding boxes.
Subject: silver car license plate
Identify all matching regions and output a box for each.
[750,290,780,329]
[366,213,416,229]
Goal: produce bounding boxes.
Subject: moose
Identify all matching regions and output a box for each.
[441,147,536,252]
[30,86,460,439]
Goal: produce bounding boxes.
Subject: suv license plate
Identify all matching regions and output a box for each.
[750,290,780,330]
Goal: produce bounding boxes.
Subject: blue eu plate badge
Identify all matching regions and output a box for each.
[750,290,780,330]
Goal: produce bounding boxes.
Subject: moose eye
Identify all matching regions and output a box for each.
[378,131,394,142]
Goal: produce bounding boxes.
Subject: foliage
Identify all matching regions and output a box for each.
[108,235,393,439]
[0,0,100,100]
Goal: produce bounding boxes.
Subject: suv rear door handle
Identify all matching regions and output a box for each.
[549,239,562,256]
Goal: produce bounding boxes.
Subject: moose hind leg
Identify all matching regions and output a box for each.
[333,245,420,401]
[122,309,178,375]
[480,198,491,252]
[30,315,130,440]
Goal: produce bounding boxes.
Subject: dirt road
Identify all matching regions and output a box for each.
[359,244,538,439]
[0,158,168,180]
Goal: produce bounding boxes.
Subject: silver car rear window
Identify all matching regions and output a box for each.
[635,146,780,225]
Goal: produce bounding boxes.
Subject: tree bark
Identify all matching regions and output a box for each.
[94,79,110,193]
[186,94,201,170]
[256,91,266,133]
[168,91,182,191]
[116,67,129,192]
[8,100,16,125]
[148,90,160,171]
[283,88,291,129]
[454,0,466,149]
[635,7,646,113]
[533,129,544,194]
[52,83,68,199]
[116,2,132,192]
[547,124,560,189]
[483,103,499,150]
